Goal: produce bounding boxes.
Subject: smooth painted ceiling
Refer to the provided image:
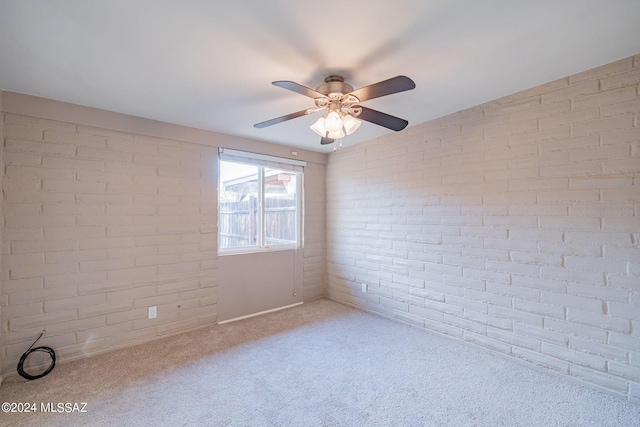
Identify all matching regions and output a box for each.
[1,1,639,153]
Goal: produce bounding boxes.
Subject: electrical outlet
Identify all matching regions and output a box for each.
[362,283,367,293]
[148,306,157,319]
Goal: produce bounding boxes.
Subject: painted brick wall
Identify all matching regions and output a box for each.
[303,161,327,301]
[0,93,4,384]
[326,55,640,402]
[0,97,327,375]
[0,113,223,374]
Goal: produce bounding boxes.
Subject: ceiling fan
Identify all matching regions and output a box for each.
[254,75,416,145]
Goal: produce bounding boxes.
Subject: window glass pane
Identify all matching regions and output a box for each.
[219,161,259,250]
[264,168,297,246]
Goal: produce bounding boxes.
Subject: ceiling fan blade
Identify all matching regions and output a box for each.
[254,109,309,128]
[356,106,409,131]
[320,137,335,145]
[273,81,327,99]
[348,76,415,102]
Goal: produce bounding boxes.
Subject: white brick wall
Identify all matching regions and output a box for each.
[0,116,220,372]
[327,54,640,402]
[0,102,326,375]
[303,162,327,301]
[0,92,4,384]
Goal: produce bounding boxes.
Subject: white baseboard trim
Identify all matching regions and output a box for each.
[218,302,303,324]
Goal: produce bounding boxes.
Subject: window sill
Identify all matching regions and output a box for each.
[218,245,301,257]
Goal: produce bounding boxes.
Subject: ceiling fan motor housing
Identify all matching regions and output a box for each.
[316,75,354,97]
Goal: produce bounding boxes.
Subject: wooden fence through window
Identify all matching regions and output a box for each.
[219,196,297,249]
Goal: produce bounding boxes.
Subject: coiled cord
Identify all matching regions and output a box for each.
[17,331,56,380]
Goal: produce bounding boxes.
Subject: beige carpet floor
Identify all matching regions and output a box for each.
[0,299,638,426]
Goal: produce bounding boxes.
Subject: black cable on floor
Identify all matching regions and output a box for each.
[17,331,56,380]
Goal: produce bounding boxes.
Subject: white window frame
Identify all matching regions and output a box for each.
[218,148,305,255]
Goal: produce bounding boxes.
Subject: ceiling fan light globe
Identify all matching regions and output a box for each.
[324,111,343,133]
[342,114,361,135]
[310,117,327,137]
[327,129,345,139]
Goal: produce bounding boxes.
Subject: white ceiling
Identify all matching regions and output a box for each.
[1,1,639,153]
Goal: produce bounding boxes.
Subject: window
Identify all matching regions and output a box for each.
[218,149,304,254]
